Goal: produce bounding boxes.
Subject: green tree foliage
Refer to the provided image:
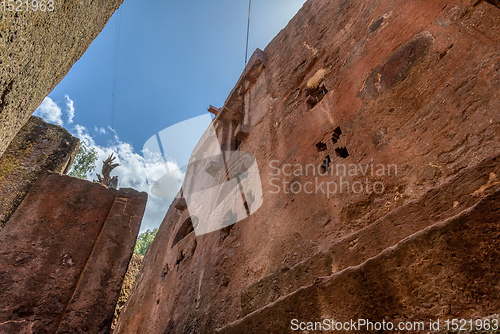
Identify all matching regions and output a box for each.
[69,142,98,179]
[134,228,158,255]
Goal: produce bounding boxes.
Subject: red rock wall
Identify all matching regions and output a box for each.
[218,188,500,334]
[0,116,79,230]
[239,154,500,316]
[0,172,147,333]
[115,0,500,333]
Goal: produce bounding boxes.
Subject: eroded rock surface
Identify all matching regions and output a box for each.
[0,0,123,156]
[218,189,500,334]
[0,173,147,334]
[0,116,79,230]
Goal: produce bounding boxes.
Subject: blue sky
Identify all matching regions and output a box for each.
[35,0,306,231]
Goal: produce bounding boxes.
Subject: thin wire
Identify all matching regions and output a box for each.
[235,0,252,217]
[111,7,122,143]
[240,0,251,151]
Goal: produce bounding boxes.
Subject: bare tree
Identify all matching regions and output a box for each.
[95,154,120,189]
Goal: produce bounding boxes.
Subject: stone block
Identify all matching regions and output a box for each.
[0,172,147,333]
[0,116,79,230]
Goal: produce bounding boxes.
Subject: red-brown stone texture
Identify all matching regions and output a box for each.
[0,116,79,230]
[115,0,500,333]
[111,254,144,331]
[0,0,123,156]
[0,172,147,334]
[218,189,500,334]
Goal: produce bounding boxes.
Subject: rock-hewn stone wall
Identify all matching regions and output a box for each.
[0,172,147,334]
[238,154,500,316]
[111,254,144,331]
[115,0,500,333]
[217,189,500,334]
[0,116,79,230]
[0,0,123,156]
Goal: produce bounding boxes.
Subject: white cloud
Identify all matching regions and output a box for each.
[65,95,75,124]
[107,126,119,141]
[94,126,107,135]
[34,97,64,126]
[74,124,95,145]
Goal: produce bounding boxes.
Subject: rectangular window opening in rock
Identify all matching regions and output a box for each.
[316,141,327,152]
[171,217,195,248]
[335,147,349,159]
[485,0,500,9]
[332,126,342,144]
[306,84,328,108]
[315,84,328,102]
